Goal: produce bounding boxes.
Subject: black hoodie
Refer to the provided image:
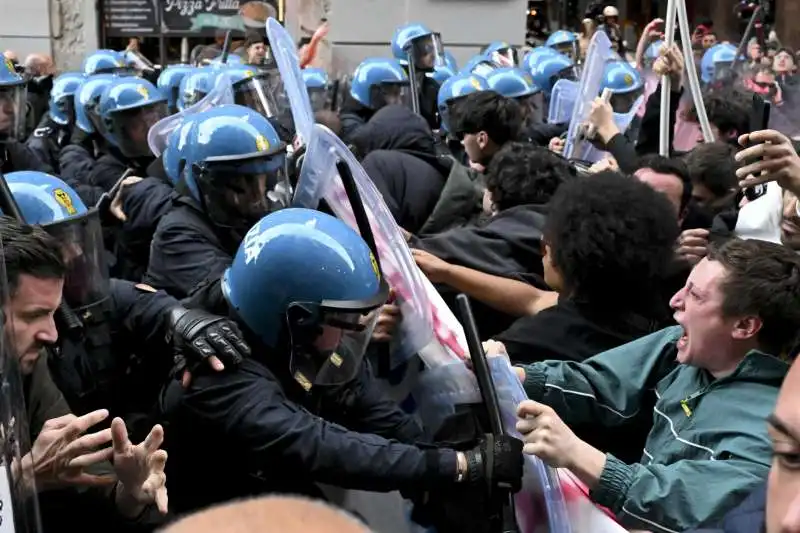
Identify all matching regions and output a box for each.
[355,105,452,233]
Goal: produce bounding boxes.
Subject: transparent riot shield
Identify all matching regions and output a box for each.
[0,235,43,533]
[266,18,315,145]
[769,83,800,139]
[579,94,645,164]
[548,79,579,125]
[147,70,235,158]
[293,124,433,365]
[563,31,613,160]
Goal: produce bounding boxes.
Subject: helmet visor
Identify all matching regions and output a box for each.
[45,211,110,312]
[551,64,579,86]
[196,153,291,229]
[489,47,519,67]
[234,73,282,119]
[471,61,497,78]
[609,87,644,113]
[308,87,328,112]
[0,84,27,143]
[553,42,577,59]
[109,101,168,158]
[408,33,446,71]
[714,60,736,82]
[368,81,411,110]
[52,96,76,126]
[518,91,545,125]
[287,280,389,389]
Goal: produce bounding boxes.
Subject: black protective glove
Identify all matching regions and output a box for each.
[166,306,250,377]
[464,434,525,493]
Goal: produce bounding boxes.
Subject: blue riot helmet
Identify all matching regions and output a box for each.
[522,46,558,73]
[219,65,283,119]
[530,51,577,95]
[701,43,741,84]
[437,73,489,133]
[601,60,645,113]
[82,49,130,76]
[644,40,664,69]
[49,72,84,127]
[98,77,168,159]
[74,74,118,135]
[0,56,27,142]
[444,50,459,72]
[157,64,194,114]
[350,58,410,110]
[483,41,519,67]
[428,64,456,85]
[178,67,213,111]
[5,171,109,311]
[461,55,497,78]
[302,67,330,112]
[546,30,578,59]
[180,105,289,234]
[486,67,545,124]
[223,208,389,388]
[391,22,445,71]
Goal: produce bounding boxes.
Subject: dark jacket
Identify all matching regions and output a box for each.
[114,173,178,282]
[160,356,455,514]
[354,105,451,233]
[339,96,375,145]
[418,160,484,236]
[1,140,53,174]
[144,197,238,299]
[25,112,70,173]
[59,144,97,189]
[412,204,549,338]
[495,299,661,464]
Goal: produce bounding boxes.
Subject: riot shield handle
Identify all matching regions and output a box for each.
[455,294,519,533]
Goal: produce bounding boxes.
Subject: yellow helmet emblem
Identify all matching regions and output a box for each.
[136,85,150,99]
[623,73,634,86]
[255,135,270,152]
[244,70,255,78]
[470,77,482,90]
[370,252,381,282]
[53,188,77,215]
[4,57,14,74]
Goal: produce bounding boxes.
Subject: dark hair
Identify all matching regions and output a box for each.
[245,30,265,49]
[453,91,523,146]
[683,142,738,199]
[636,154,693,212]
[685,88,751,138]
[544,171,679,313]
[0,216,66,301]
[485,142,573,210]
[707,239,800,356]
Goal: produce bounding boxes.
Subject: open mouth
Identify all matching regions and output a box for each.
[677,333,688,351]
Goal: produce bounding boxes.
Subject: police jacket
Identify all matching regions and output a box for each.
[338,96,375,145]
[48,279,180,420]
[114,175,177,282]
[144,196,238,299]
[1,140,53,174]
[160,355,456,515]
[59,144,97,189]
[25,112,69,173]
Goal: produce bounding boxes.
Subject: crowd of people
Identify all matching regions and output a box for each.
[0,3,799,533]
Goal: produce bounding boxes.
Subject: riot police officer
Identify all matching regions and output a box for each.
[161,207,525,514]
[4,171,249,428]
[0,57,52,172]
[392,22,446,130]
[145,104,290,299]
[26,71,84,173]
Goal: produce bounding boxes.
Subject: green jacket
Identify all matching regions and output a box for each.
[521,326,787,533]
[418,158,483,236]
